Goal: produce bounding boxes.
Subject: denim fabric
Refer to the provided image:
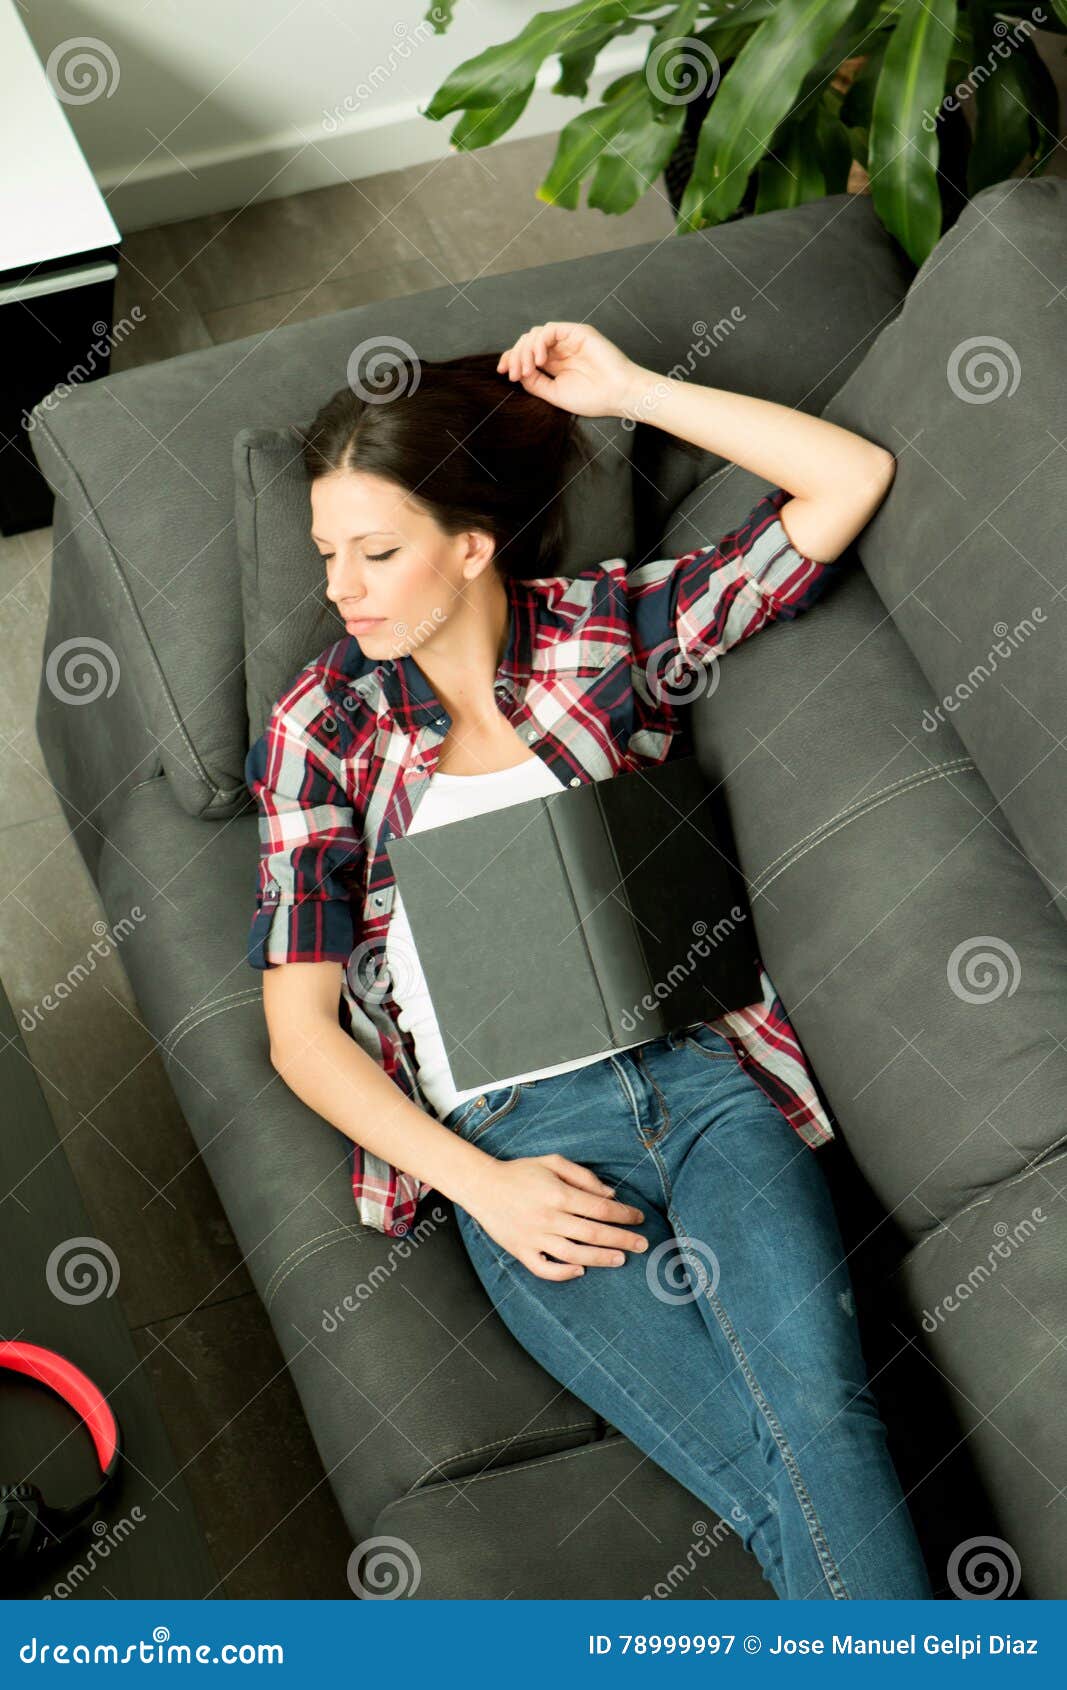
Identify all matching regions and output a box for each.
[444,1023,934,1601]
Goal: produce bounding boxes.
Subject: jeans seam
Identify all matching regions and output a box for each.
[667,1205,851,1600]
[608,1053,644,1138]
[484,1243,750,1540]
[635,1047,673,1145]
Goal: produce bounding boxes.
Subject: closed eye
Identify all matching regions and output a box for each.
[317,549,398,563]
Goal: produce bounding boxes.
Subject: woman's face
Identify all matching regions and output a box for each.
[313,468,494,658]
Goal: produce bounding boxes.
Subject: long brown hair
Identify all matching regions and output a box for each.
[294,349,593,580]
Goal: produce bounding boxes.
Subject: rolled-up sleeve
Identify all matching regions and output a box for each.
[244,705,361,971]
[627,485,846,686]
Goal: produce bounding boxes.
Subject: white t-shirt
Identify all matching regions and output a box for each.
[385,755,648,1121]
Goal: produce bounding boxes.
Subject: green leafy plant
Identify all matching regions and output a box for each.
[422,1,1063,264]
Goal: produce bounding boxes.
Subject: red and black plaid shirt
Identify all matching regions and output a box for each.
[246,484,846,1234]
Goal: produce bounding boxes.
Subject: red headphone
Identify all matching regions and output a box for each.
[0,1339,123,1578]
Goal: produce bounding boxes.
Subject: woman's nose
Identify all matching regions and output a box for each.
[325,565,365,604]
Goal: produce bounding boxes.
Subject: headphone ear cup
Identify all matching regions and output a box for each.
[0,1483,45,1565]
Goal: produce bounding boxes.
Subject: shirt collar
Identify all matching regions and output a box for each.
[334,572,535,734]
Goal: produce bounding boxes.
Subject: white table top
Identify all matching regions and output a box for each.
[0,0,121,274]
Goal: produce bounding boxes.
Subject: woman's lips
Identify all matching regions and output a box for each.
[344,616,385,632]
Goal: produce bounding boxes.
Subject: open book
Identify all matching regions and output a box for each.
[385,755,761,1090]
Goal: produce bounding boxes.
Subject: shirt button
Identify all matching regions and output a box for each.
[475,1095,486,1107]
[569,776,581,787]
[373,895,384,907]
[525,728,538,742]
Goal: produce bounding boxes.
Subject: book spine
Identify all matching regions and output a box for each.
[546,785,664,1046]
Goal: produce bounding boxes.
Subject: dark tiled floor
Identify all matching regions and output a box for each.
[1,131,678,1597]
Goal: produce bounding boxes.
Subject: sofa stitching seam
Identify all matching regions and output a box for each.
[408,1420,597,1492]
[752,761,977,895]
[386,1436,624,1503]
[165,990,265,1055]
[906,1144,1067,1261]
[265,1229,366,1305]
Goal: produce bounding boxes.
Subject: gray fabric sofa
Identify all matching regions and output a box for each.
[30,178,1066,1600]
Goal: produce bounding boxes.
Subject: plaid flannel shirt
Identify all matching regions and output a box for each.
[245,484,846,1235]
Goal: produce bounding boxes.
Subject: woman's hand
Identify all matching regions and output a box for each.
[496,321,646,420]
[465,1153,650,1281]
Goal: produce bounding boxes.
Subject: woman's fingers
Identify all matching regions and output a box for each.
[544,1153,616,1197]
[546,1160,645,1227]
[497,323,558,382]
[541,1236,630,1268]
[551,1214,648,1254]
[525,1254,585,1282]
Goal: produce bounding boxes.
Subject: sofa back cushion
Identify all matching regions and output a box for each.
[820,178,1067,910]
[28,190,914,818]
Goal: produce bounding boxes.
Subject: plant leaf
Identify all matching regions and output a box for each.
[448,85,538,150]
[867,0,958,266]
[966,2,1036,193]
[676,0,863,231]
[1016,37,1063,173]
[422,0,662,126]
[538,73,657,210]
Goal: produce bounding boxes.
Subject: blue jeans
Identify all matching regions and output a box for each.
[443,1022,934,1601]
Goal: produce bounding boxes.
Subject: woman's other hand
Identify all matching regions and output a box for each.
[496,321,646,420]
[466,1152,650,1281]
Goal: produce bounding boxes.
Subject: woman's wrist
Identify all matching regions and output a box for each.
[434,1132,502,1217]
[613,364,661,424]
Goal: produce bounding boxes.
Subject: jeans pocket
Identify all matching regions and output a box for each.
[682,1021,737,1062]
[445,1082,525,1142]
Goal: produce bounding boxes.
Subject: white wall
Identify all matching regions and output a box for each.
[22,2,1066,234]
[23,0,645,231]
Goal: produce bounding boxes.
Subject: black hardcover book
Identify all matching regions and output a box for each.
[385,755,761,1089]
